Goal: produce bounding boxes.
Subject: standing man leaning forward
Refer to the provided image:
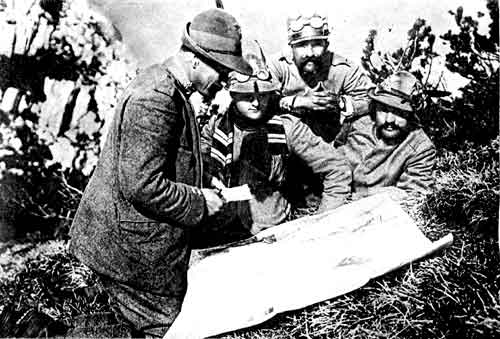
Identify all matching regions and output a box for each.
[269,12,374,143]
[336,71,436,199]
[69,9,252,337]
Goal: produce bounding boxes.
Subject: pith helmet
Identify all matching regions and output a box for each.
[182,9,252,75]
[369,71,424,112]
[287,12,329,46]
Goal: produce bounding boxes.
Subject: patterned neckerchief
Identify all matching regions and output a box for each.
[209,108,288,184]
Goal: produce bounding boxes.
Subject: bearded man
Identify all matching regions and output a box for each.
[336,71,436,198]
[269,11,373,143]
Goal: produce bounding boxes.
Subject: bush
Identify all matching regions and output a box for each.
[362,1,499,151]
[0,0,134,240]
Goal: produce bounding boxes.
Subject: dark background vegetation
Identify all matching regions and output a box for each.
[0,0,498,337]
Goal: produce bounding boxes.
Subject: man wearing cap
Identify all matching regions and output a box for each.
[269,12,373,143]
[336,71,436,198]
[268,12,373,206]
[195,53,351,244]
[68,9,252,337]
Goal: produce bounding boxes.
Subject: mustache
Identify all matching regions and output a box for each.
[381,122,399,130]
[300,56,321,66]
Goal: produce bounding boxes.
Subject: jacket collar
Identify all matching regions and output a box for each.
[164,56,195,96]
[279,49,349,67]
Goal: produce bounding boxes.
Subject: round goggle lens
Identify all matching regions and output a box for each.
[231,68,271,83]
[289,15,326,32]
[309,16,324,29]
[289,18,305,32]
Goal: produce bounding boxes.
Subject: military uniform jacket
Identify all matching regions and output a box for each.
[269,50,373,116]
[201,111,351,234]
[69,58,206,300]
[337,115,436,196]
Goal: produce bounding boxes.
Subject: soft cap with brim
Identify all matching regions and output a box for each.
[368,88,413,112]
[181,9,252,75]
[368,71,423,112]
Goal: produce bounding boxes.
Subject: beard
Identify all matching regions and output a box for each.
[298,57,321,75]
[376,122,408,143]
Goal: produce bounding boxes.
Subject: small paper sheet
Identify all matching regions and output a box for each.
[220,184,253,202]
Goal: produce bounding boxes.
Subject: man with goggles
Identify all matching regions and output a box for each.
[268,11,374,207]
[269,12,374,143]
[192,52,351,246]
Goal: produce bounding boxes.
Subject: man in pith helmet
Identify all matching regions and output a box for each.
[69,8,252,337]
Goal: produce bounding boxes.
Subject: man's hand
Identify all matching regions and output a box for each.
[201,188,226,216]
[293,91,341,112]
[210,176,227,190]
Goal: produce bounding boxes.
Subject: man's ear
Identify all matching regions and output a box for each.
[323,40,330,51]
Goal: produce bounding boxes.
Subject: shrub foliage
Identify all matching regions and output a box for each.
[0,0,133,240]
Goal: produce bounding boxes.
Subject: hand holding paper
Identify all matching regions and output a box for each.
[219,184,253,202]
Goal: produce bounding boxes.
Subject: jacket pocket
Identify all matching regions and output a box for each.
[119,221,184,253]
[118,221,189,294]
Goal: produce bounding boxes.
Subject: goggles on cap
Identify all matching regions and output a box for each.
[231,68,271,83]
[288,14,327,32]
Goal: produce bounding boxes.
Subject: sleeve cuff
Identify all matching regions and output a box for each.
[339,95,355,123]
[279,96,295,112]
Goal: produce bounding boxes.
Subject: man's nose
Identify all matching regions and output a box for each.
[385,112,396,123]
[303,44,314,57]
[251,95,260,107]
[218,71,229,85]
[212,79,223,92]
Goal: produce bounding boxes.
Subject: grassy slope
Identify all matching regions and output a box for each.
[217,227,498,339]
[217,139,500,339]
[220,138,500,339]
[0,141,498,338]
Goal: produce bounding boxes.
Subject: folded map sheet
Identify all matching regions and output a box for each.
[164,193,453,339]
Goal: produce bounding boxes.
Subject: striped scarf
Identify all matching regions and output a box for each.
[209,110,288,183]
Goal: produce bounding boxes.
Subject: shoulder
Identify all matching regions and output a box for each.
[278,114,321,148]
[407,128,436,153]
[271,49,294,65]
[269,50,295,76]
[328,53,366,83]
[349,115,374,131]
[127,64,176,101]
[331,53,358,69]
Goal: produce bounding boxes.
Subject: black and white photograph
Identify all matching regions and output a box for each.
[0,0,498,338]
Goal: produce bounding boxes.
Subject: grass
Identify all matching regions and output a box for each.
[0,139,498,338]
[215,219,498,339]
[215,139,500,339]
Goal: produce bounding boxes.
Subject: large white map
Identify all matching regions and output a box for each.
[165,193,453,339]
